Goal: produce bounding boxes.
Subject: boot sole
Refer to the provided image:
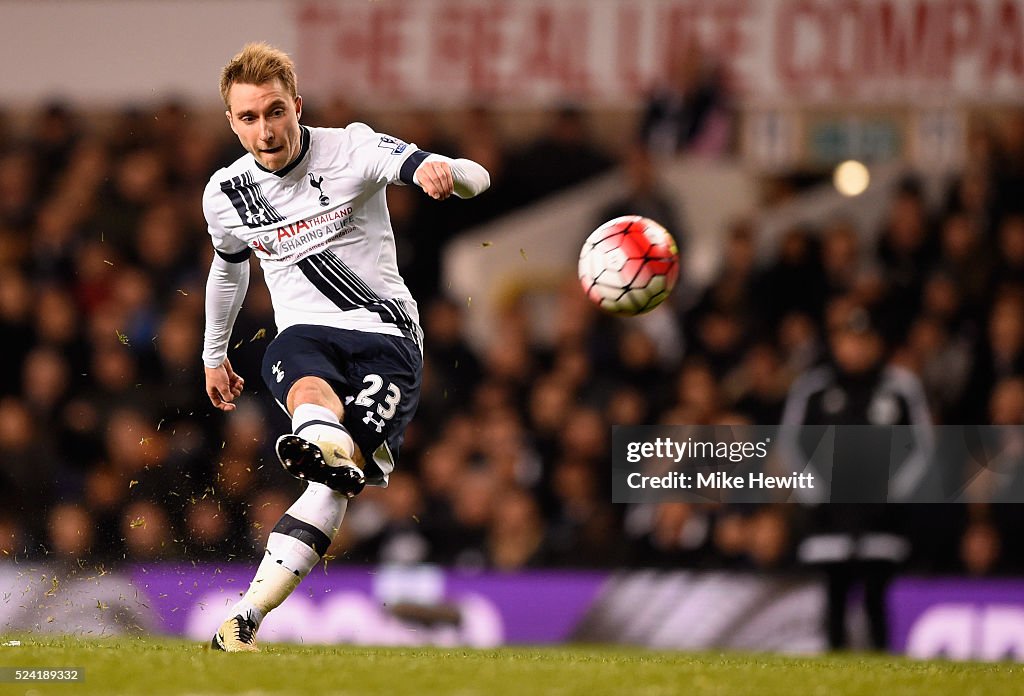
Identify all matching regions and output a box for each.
[275,434,366,498]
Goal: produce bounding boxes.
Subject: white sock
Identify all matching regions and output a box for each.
[292,403,355,460]
[229,482,348,628]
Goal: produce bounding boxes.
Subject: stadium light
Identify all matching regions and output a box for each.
[833,160,870,197]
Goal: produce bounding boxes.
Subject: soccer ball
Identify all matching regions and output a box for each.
[578,216,680,316]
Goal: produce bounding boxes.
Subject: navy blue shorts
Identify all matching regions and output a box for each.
[261,324,422,486]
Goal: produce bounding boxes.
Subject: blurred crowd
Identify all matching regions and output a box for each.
[0,85,1022,583]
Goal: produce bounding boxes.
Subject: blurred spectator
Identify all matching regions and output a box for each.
[450,105,515,224]
[993,110,1024,217]
[777,311,823,375]
[353,472,431,565]
[172,125,221,195]
[943,162,996,240]
[308,96,362,129]
[477,406,542,491]
[876,178,937,338]
[505,105,613,207]
[746,507,792,569]
[558,407,607,468]
[990,376,1024,425]
[603,386,650,428]
[615,327,671,398]
[134,202,195,295]
[46,503,95,562]
[894,316,971,423]
[960,518,1002,576]
[819,218,864,302]
[691,311,748,379]
[637,44,732,157]
[0,516,23,558]
[0,397,56,537]
[668,358,725,423]
[547,458,622,567]
[245,489,295,553]
[152,308,207,417]
[963,293,1024,420]
[711,505,795,570]
[983,378,1024,571]
[0,149,38,229]
[0,270,34,396]
[384,113,460,302]
[527,376,575,464]
[420,297,482,424]
[214,399,270,499]
[992,214,1024,298]
[184,498,233,560]
[31,102,80,181]
[438,468,497,568]
[83,463,130,557]
[121,500,174,561]
[21,346,70,419]
[919,270,972,341]
[724,342,790,423]
[487,487,548,570]
[34,285,82,353]
[760,226,825,325]
[935,212,991,313]
[626,502,711,568]
[691,220,762,324]
[99,147,168,250]
[596,146,685,238]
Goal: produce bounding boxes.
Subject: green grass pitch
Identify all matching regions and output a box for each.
[1,635,1022,696]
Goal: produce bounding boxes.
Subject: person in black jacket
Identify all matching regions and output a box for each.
[780,298,934,651]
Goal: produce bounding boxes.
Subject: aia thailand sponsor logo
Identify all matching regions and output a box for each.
[249,207,356,258]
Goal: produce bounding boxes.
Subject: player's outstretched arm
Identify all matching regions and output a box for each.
[414,155,490,200]
[202,251,250,411]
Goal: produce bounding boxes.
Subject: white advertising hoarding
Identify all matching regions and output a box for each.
[1,0,1023,107]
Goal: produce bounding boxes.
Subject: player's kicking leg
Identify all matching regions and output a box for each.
[276,431,365,498]
[275,374,366,497]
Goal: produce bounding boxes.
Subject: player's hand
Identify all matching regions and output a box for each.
[416,160,455,200]
[205,358,245,411]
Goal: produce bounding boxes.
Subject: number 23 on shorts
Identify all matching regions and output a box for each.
[354,373,401,432]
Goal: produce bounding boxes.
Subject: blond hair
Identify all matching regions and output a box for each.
[219,42,297,108]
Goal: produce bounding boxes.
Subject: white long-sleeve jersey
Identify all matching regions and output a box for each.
[201,123,489,368]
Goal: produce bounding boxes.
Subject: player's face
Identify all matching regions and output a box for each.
[226,80,303,172]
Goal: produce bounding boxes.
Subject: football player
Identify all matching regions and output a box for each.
[202,43,489,651]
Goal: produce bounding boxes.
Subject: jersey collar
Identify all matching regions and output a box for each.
[254,126,311,177]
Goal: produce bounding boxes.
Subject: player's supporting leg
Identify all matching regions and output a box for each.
[212,481,347,651]
[213,397,355,652]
